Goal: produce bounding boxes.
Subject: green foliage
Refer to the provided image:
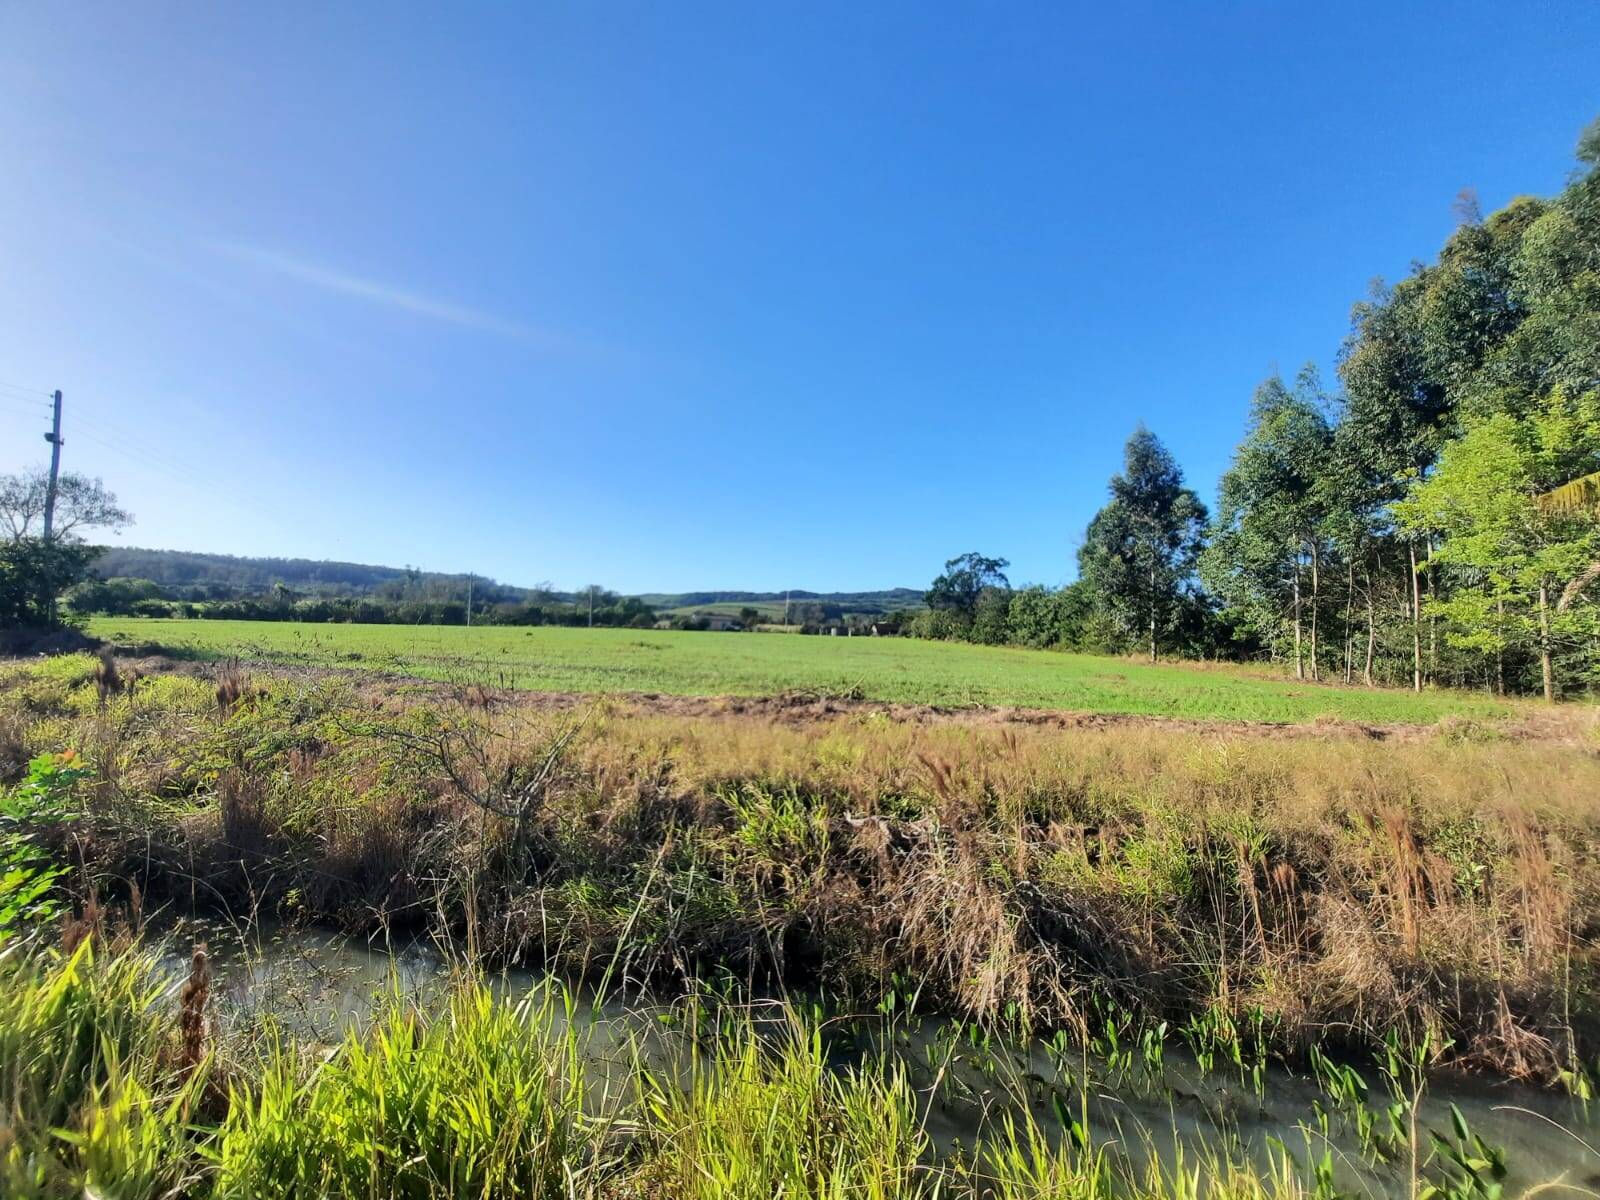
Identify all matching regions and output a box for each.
[0,751,88,945]
[638,1018,925,1200]
[1190,114,1600,695]
[1079,427,1208,661]
[926,552,1011,623]
[970,584,1015,645]
[0,940,186,1196]
[1006,582,1096,649]
[1422,1105,1509,1200]
[217,985,588,1199]
[1200,372,1333,672]
[63,575,171,617]
[1397,387,1600,689]
[0,938,1569,1200]
[0,537,101,629]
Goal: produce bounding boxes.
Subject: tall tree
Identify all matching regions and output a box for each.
[1078,428,1207,661]
[1397,387,1600,701]
[1200,375,1331,679]
[0,466,131,628]
[925,553,1010,622]
[0,469,131,543]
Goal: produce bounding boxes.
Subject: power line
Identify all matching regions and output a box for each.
[0,380,289,536]
[68,419,295,535]
[0,378,54,401]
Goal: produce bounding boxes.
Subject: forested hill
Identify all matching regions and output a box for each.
[91,547,478,598]
[88,547,918,612]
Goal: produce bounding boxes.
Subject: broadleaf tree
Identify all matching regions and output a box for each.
[1396,387,1600,699]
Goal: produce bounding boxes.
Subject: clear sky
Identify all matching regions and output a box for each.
[2,3,1596,594]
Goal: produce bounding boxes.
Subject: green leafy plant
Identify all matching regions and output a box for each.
[0,750,88,944]
[1423,1104,1508,1200]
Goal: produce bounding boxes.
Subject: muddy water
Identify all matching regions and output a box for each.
[157,920,1599,1197]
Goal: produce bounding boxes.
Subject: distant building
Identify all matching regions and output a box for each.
[701,613,743,632]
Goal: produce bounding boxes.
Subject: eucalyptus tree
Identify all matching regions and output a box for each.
[1321,413,1392,684]
[1078,428,1207,662]
[1200,375,1331,679]
[1338,265,1468,690]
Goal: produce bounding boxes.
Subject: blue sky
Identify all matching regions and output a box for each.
[2,3,1596,594]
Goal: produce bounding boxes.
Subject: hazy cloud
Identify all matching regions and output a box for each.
[208,241,557,345]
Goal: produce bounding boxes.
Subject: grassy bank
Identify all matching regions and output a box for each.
[3,653,1596,1085]
[85,617,1518,724]
[11,935,1579,1200]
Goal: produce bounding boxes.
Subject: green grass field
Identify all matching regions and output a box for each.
[86,616,1514,723]
[663,600,789,619]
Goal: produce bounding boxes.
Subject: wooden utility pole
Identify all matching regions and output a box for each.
[42,390,63,539]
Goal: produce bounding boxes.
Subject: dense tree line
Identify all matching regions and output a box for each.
[918,118,1600,698]
[1203,119,1600,698]
[67,581,661,629]
[88,547,515,601]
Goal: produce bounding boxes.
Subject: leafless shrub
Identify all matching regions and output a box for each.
[348,701,594,873]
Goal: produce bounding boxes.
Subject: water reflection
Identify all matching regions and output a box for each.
[152,918,1599,1198]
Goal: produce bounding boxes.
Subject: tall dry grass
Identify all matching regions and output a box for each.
[3,654,1598,1080]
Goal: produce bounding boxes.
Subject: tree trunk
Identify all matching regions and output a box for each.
[1149,567,1157,663]
[1539,580,1555,703]
[1363,567,1376,687]
[1308,541,1321,682]
[1495,595,1505,698]
[1344,559,1355,684]
[1425,540,1437,685]
[1291,558,1304,681]
[1408,542,1422,693]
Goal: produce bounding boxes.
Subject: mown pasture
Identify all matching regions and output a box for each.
[87,616,1517,723]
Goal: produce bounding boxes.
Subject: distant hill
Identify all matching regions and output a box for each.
[95,547,414,593]
[89,547,528,601]
[89,547,920,613]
